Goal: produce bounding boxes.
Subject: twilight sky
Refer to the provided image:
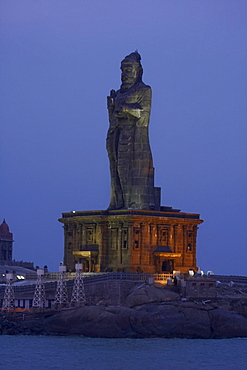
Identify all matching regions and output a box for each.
[1,1,246,274]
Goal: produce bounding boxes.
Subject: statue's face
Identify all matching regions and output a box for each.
[121,62,138,85]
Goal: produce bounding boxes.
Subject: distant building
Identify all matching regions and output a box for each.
[0,219,13,264]
[0,219,34,271]
[184,277,216,300]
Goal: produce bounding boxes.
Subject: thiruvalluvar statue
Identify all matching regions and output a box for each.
[106,51,156,210]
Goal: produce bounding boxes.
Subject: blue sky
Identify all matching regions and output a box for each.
[1,0,247,274]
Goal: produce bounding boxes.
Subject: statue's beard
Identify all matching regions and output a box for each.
[120,78,137,92]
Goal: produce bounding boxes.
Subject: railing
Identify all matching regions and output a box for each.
[73,272,173,284]
[1,273,247,296]
[213,275,247,285]
[0,272,173,295]
[61,209,200,220]
[153,274,173,281]
[0,281,58,295]
[32,272,173,283]
[44,272,106,281]
[2,272,247,303]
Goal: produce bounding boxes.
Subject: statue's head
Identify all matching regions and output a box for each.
[120,51,143,91]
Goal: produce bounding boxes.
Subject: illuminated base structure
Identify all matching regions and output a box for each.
[59,207,203,274]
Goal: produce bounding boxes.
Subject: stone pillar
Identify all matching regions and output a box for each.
[173,225,177,253]
[169,225,173,249]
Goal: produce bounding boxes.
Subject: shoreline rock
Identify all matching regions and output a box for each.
[1,284,247,338]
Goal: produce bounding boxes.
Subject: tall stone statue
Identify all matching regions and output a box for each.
[106,51,156,210]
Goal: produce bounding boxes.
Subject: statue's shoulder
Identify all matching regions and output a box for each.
[138,82,151,91]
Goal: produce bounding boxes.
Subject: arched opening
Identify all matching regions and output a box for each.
[162,259,174,273]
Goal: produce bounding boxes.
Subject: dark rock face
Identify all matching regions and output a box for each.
[209,308,247,338]
[1,285,247,338]
[129,305,186,338]
[177,306,212,338]
[38,303,247,339]
[43,306,134,338]
[123,285,180,308]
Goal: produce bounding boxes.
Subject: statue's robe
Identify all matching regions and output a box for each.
[107,81,155,210]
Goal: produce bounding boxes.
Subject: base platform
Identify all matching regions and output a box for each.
[59,208,203,274]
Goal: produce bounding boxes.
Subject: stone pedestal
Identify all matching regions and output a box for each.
[59,207,203,274]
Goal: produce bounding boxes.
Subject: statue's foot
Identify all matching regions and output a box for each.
[140,204,155,210]
[129,203,138,209]
[107,204,125,210]
[107,205,114,210]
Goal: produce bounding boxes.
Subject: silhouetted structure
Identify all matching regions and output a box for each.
[2,272,15,311]
[32,269,46,309]
[70,263,86,306]
[54,264,68,308]
[0,219,13,263]
[59,52,203,274]
[107,51,156,210]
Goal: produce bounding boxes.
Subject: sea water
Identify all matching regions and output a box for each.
[0,336,246,370]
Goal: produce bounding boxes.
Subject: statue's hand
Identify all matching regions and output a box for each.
[114,106,127,118]
[116,105,142,119]
[107,96,115,110]
[110,89,116,98]
[107,89,116,109]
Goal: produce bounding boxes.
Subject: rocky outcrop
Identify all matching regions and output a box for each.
[1,284,247,338]
[33,302,247,338]
[123,284,180,308]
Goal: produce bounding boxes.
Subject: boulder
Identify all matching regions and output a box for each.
[178,306,212,338]
[129,304,185,337]
[43,306,137,338]
[209,308,247,338]
[123,285,180,308]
